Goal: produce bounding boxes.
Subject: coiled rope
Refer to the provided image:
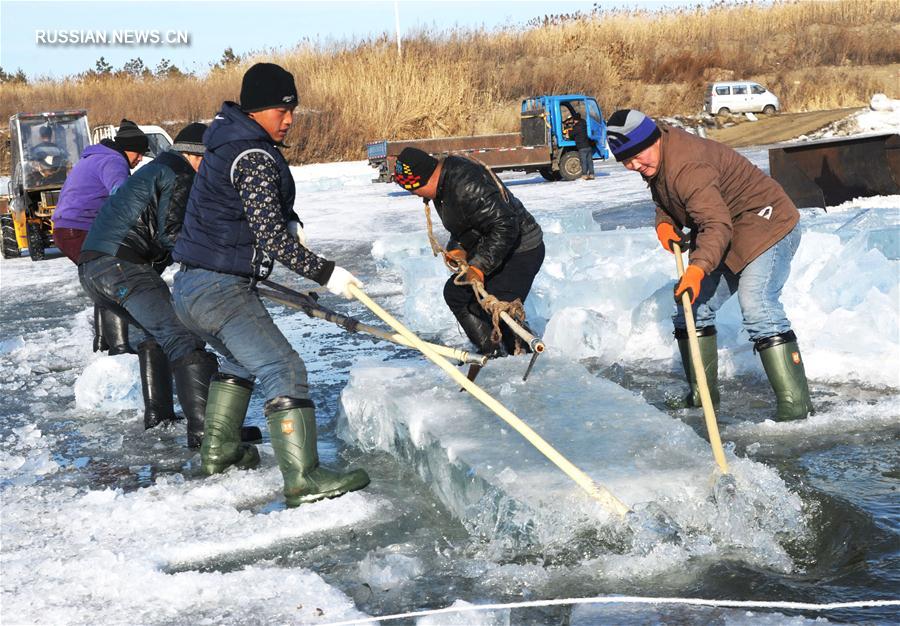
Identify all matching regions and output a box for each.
[320,595,900,626]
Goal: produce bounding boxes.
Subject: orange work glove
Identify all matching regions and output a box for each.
[656,222,686,253]
[444,248,467,270]
[674,265,705,305]
[464,265,484,284]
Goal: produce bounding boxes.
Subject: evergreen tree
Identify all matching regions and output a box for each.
[95,56,113,75]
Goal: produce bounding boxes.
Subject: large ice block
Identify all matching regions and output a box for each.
[339,356,807,571]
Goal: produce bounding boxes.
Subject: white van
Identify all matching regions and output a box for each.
[704,81,779,116]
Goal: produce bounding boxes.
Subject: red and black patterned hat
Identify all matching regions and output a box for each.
[394,147,438,190]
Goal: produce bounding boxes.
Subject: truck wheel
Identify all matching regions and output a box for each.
[763,105,776,115]
[559,151,583,181]
[539,167,561,181]
[717,107,731,116]
[26,220,45,261]
[1,215,19,259]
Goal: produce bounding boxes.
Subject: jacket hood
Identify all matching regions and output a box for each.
[204,101,273,151]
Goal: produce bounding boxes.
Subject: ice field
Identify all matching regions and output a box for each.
[1,116,899,624]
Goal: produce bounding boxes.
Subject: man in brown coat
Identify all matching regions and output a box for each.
[605,109,813,420]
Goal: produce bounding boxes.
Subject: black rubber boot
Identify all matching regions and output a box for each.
[138,339,177,429]
[756,331,814,421]
[669,326,720,409]
[453,306,502,357]
[101,306,134,356]
[92,305,108,353]
[200,374,260,475]
[265,397,370,507]
[172,350,219,449]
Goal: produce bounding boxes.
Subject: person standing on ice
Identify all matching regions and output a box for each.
[393,147,544,357]
[605,109,813,420]
[171,62,369,507]
[568,112,596,180]
[53,119,149,357]
[78,123,228,448]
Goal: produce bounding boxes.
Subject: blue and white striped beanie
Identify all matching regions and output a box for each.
[606,109,661,161]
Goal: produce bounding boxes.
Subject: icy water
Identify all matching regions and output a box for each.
[2,152,898,624]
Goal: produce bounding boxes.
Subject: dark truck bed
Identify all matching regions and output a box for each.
[366,132,552,183]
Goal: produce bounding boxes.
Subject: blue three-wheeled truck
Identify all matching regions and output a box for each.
[366,94,608,183]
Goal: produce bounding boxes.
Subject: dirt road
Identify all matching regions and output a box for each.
[708,107,864,147]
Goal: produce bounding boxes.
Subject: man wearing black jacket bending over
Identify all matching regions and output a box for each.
[394,147,544,356]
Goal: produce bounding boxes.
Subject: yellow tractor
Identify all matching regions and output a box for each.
[2,110,91,260]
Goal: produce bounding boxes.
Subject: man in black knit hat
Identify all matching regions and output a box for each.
[78,123,234,448]
[393,147,545,357]
[172,62,369,507]
[53,118,150,361]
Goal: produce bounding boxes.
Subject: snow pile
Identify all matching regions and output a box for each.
[2,467,382,624]
[802,94,900,140]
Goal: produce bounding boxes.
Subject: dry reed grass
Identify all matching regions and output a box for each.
[1,0,897,166]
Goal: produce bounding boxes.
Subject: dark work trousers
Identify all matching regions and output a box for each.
[578,148,595,177]
[79,255,203,362]
[443,242,545,321]
[55,227,88,263]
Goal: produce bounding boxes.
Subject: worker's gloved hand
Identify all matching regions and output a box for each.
[656,222,686,253]
[444,248,467,270]
[464,265,484,284]
[674,265,704,305]
[326,266,363,299]
[287,220,307,248]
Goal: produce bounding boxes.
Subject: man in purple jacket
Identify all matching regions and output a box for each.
[53,119,148,355]
[53,119,148,262]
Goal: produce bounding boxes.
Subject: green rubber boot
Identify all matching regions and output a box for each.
[669,326,720,409]
[200,374,260,475]
[756,331,814,421]
[266,397,370,507]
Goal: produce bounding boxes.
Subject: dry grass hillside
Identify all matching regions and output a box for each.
[1,0,898,167]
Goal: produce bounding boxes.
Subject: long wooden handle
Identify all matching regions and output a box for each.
[259,288,486,366]
[348,284,630,517]
[672,243,730,475]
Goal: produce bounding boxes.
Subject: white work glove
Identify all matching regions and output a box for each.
[286,220,307,248]
[326,266,363,299]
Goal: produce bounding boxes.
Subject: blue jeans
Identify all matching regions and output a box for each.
[578,148,595,177]
[79,256,203,361]
[673,225,801,342]
[172,266,309,401]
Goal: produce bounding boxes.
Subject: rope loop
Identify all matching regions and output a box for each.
[421,159,526,354]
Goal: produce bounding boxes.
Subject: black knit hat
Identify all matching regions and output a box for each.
[394,147,438,190]
[114,119,149,154]
[172,122,208,155]
[240,63,298,113]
